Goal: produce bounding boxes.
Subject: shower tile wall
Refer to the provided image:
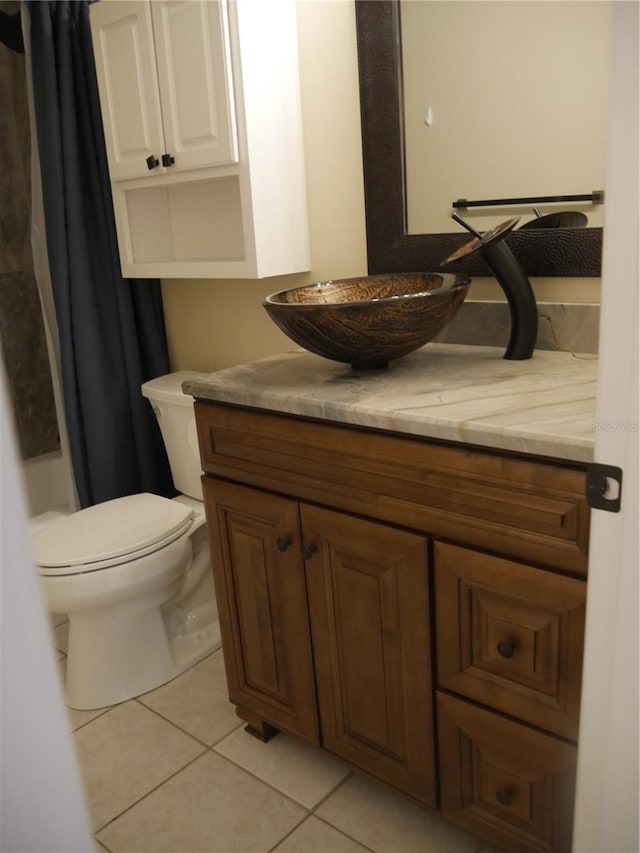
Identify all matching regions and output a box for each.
[0,0,58,460]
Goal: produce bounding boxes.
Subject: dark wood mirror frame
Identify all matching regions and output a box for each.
[355,0,603,277]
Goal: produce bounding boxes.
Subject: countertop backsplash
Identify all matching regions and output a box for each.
[434,301,600,355]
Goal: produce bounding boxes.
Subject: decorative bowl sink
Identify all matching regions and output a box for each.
[263,272,471,369]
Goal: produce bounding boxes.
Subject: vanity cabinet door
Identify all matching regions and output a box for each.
[301,505,437,807]
[202,478,319,745]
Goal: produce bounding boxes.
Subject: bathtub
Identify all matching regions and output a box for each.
[22,449,70,518]
[23,450,71,629]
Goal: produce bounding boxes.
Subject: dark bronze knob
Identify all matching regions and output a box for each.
[161,152,175,167]
[497,639,516,659]
[496,788,513,806]
[276,537,290,553]
[146,154,159,170]
[302,544,317,559]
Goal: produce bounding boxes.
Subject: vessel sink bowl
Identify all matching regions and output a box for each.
[263,272,471,369]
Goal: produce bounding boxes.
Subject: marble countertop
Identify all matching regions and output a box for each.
[184,344,599,463]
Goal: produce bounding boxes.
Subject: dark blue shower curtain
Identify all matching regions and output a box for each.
[26,1,175,508]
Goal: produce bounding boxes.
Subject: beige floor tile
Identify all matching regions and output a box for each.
[214,727,351,808]
[273,816,371,852]
[67,703,111,733]
[138,650,241,745]
[73,700,205,831]
[317,773,483,853]
[96,750,306,853]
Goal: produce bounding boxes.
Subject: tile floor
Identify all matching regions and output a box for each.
[53,623,496,853]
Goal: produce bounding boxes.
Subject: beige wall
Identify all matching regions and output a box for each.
[162,0,601,373]
[162,0,368,372]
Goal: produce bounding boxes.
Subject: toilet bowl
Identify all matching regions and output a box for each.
[32,372,221,710]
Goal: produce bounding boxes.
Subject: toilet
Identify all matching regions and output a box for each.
[32,372,221,710]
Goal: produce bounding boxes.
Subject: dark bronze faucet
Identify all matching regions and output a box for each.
[442,216,538,360]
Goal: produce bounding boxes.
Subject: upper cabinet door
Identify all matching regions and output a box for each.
[90,2,166,180]
[151,1,238,171]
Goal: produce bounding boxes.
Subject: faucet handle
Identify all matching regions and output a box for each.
[441,216,521,267]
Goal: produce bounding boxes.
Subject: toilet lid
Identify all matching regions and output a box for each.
[33,493,194,571]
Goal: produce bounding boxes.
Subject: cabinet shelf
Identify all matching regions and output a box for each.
[122,175,245,268]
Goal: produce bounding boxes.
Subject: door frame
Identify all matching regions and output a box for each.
[573,3,639,850]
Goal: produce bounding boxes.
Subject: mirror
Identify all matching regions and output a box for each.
[355,0,603,277]
[401,1,608,236]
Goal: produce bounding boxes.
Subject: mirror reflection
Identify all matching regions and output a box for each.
[400,1,609,235]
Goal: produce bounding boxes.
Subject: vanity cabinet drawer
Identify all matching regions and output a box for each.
[437,692,577,853]
[435,542,586,740]
[195,402,589,575]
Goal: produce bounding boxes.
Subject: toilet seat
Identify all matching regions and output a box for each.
[34,493,194,576]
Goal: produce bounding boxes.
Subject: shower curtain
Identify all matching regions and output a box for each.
[24,0,175,508]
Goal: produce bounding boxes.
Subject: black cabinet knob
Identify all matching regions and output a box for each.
[161,153,175,167]
[497,639,516,659]
[146,154,160,170]
[496,788,513,806]
[276,537,290,553]
[302,544,317,560]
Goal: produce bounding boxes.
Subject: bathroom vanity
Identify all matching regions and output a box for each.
[185,344,597,853]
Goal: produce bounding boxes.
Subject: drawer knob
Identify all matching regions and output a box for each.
[496,788,513,806]
[497,639,516,658]
[276,537,290,553]
[302,543,317,560]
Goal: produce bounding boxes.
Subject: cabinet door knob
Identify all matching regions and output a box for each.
[302,544,317,560]
[161,153,175,167]
[497,639,516,659]
[276,537,290,553]
[495,788,513,806]
[146,155,159,170]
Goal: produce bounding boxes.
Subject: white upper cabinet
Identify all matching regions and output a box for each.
[90,0,309,279]
[92,0,237,180]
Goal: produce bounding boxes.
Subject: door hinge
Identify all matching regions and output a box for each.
[586,463,623,512]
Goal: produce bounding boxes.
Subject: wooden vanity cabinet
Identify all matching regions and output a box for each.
[195,400,590,853]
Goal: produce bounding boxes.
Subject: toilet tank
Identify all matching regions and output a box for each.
[141,371,206,500]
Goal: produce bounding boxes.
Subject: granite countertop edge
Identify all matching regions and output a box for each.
[183,344,598,464]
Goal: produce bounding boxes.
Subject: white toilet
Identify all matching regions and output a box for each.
[32,372,221,710]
